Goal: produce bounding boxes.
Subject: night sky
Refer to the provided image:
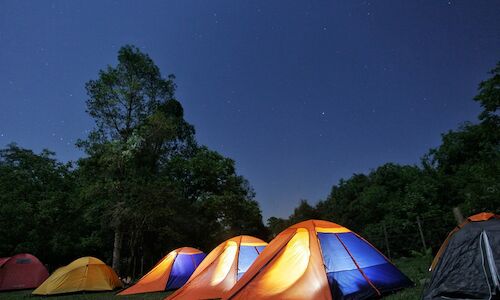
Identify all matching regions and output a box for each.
[1,1,499,220]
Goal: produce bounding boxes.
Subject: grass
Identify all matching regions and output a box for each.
[0,290,172,300]
[0,256,431,300]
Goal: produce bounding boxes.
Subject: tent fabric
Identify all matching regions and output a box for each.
[118,247,206,295]
[0,253,49,291]
[165,235,267,300]
[423,213,500,300]
[32,256,122,295]
[223,220,412,300]
[430,212,499,271]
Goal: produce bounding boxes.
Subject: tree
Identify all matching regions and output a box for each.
[77,45,266,275]
[164,147,267,249]
[0,144,82,267]
[474,61,500,123]
[78,45,194,272]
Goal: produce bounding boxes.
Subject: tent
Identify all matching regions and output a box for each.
[118,247,206,295]
[223,220,412,300]
[0,253,49,291]
[33,256,122,295]
[165,235,267,300]
[423,212,500,300]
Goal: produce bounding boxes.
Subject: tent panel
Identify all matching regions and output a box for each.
[318,232,357,272]
[166,252,206,290]
[318,232,378,298]
[0,254,49,291]
[237,245,265,280]
[226,228,331,300]
[33,257,121,295]
[119,252,176,295]
[362,263,413,293]
[222,229,297,300]
[423,221,498,300]
[166,241,240,300]
[336,233,387,268]
[326,269,378,300]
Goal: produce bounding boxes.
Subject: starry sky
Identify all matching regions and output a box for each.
[1,1,499,220]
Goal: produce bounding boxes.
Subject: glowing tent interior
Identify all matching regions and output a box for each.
[32,257,122,295]
[223,220,412,300]
[165,235,267,300]
[0,253,49,291]
[118,247,206,295]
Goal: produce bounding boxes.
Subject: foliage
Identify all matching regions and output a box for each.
[0,45,266,277]
[0,49,498,280]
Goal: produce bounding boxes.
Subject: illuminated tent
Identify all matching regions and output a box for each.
[118,247,206,295]
[223,220,412,300]
[423,212,500,300]
[33,257,122,295]
[165,235,267,300]
[0,253,49,291]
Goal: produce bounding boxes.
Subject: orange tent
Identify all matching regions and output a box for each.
[165,235,267,300]
[223,220,412,300]
[429,212,499,271]
[118,247,206,295]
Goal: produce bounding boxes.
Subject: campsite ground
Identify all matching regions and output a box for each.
[0,256,430,300]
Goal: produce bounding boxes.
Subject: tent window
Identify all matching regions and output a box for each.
[16,258,31,264]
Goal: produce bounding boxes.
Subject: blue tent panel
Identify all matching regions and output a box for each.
[237,245,266,280]
[318,232,412,298]
[166,252,206,290]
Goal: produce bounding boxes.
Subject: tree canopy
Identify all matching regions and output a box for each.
[0,49,498,275]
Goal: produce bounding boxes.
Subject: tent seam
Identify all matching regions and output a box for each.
[334,233,381,297]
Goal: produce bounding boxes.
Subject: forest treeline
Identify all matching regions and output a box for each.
[0,45,498,277]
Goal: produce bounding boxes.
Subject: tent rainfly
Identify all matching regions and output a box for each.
[223,220,413,300]
[118,247,206,295]
[423,212,500,300]
[32,256,122,295]
[0,253,49,291]
[165,235,267,300]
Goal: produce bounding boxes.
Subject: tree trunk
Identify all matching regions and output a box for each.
[112,229,123,274]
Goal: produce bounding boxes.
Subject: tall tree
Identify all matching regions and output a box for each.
[78,45,193,272]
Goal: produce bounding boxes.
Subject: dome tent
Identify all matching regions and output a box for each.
[165,235,267,300]
[118,247,206,295]
[223,220,412,300]
[0,253,49,291]
[423,212,500,300]
[33,256,122,295]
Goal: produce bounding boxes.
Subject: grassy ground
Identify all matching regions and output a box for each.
[0,290,172,300]
[0,256,431,300]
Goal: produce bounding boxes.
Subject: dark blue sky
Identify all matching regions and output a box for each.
[1,1,499,220]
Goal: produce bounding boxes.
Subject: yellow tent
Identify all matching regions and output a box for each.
[32,257,122,295]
